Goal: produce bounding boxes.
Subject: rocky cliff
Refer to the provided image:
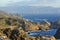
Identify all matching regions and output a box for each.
[0,11,57,40]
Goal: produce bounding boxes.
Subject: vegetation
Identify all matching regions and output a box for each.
[0,11,56,40]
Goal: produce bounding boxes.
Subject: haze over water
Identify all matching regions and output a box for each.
[22,14,60,22]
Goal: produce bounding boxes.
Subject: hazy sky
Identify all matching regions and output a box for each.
[0,0,60,7]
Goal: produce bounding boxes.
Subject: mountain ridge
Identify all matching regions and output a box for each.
[0,6,60,14]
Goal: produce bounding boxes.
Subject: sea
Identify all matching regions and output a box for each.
[22,14,60,39]
[22,14,60,22]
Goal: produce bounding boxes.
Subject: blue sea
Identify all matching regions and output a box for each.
[22,14,60,22]
[22,14,60,38]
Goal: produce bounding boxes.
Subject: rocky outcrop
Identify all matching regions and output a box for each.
[0,11,57,40]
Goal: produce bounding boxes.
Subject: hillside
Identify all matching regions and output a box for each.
[0,11,56,40]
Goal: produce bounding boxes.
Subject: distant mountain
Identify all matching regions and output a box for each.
[0,10,10,15]
[0,3,60,14]
[0,10,18,17]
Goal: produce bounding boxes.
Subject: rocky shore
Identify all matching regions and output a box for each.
[0,11,59,40]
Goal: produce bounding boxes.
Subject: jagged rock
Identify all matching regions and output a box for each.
[39,20,51,31]
[24,21,39,31]
[55,20,60,25]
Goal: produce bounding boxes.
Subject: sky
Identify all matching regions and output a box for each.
[0,0,60,7]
